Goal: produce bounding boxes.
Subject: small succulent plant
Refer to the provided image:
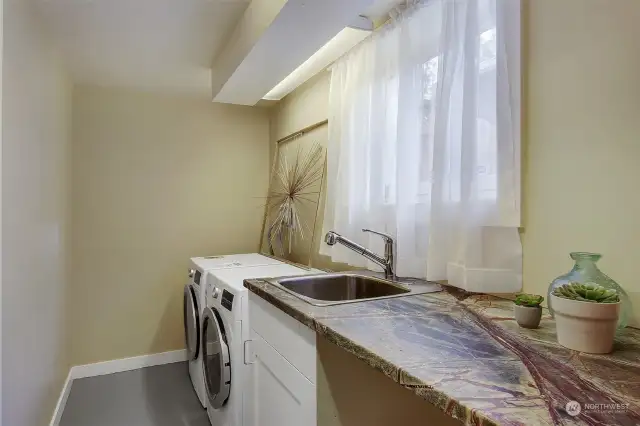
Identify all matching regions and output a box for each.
[552,282,619,303]
[514,293,544,307]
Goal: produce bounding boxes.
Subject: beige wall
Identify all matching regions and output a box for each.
[521,0,640,327]
[70,86,270,365]
[317,337,461,426]
[2,0,73,423]
[269,71,330,147]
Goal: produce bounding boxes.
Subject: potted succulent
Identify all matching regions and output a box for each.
[514,294,544,329]
[551,282,620,354]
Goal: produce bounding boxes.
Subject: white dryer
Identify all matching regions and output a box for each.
[184,254,283,408]
[201,264,319,426]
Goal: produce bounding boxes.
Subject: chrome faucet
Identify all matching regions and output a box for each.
[325,229,395,279]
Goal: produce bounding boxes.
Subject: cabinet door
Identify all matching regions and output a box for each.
[247,329,316,426]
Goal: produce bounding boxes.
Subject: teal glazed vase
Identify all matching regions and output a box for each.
[548,252,631,330]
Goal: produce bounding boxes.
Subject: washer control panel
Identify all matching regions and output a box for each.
[221,290,234,312]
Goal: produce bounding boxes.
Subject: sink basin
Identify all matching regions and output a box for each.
[266,273,412,306]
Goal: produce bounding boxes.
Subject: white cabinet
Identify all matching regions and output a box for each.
[247,293,317,426]
[248,330,316,426]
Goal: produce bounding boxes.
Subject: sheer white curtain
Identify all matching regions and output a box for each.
[321,0,522,292]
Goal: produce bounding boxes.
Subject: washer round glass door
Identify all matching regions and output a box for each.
[202,307,231,409]
[183,284,199,360]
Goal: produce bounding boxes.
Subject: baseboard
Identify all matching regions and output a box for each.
[49,370,73,426]
[49,349,187,426]
[71,349,188,379]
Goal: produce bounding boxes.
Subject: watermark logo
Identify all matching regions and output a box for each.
[565,400,629,416]
[584,403,630,413]
[566,401,582,416]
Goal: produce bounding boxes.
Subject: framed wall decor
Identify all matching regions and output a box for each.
[259,120,327,267]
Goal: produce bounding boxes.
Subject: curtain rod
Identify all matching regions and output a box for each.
[276,119,328,145]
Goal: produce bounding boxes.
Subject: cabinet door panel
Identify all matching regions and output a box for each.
[249,293,316,383]
[247,329,316,426]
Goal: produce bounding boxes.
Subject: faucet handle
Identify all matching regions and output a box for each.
[325,231,340,245]
[362,228,394,242]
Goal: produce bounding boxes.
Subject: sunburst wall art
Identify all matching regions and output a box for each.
[262,142,325,260]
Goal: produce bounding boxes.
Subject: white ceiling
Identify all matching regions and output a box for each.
[365,0,406,23]
[262,27,371,101]
[36,0,250,98]
[35,0,404,100]
[213,0,377,105]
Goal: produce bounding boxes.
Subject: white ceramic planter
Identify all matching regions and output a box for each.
[551,294,620,354]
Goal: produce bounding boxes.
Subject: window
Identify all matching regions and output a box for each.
[414,27,498,205]
[322,0,522,286]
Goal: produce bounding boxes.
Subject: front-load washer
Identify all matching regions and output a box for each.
[184,254,284,408]
[201,264,319,426]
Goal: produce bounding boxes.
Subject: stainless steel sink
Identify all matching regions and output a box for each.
[265,272,441,306]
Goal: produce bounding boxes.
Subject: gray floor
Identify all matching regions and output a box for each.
[60,362,210,426]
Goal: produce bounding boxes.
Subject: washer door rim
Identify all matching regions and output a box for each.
[183,284,200,361]
[201,307,231,409]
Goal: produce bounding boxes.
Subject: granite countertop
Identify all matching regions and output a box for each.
[244,278,640,426]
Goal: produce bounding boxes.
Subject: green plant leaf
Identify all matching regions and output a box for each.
[552,282,619,303]
[514,293,544,307]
